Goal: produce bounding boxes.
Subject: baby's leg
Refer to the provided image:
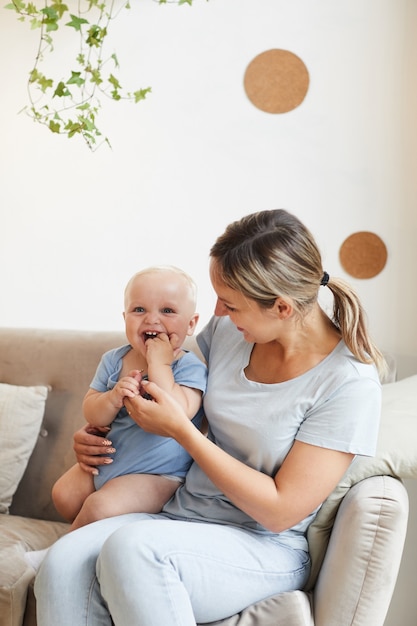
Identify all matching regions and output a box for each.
[71,474,180,530]
[52,463,95,522]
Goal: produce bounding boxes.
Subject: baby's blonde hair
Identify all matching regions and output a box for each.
[124,265,198,311]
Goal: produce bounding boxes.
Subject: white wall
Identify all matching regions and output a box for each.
[1,1,416,353]
[1,1,416,622]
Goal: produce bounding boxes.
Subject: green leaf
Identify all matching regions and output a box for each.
[5,1,25,10]
[53,81,71,97]
[89,68,103,85]
[44,20,59,32]
[40,6,58,20]
[80,115,96,132]
[65,120,83,138]
[27,3,39,14]
[66,14,89,31]
[87,0,105,10]
[29,69,53,92]
[50,1,68,19]
[86,24,106,47]
[108,74,121,89]
[40,6,60,32]
[133,87,151,103]
[38,75,53,92]
[29,17,42,29]
[66,71,85,86]
[49,120,61,133]
[28,68,40,83]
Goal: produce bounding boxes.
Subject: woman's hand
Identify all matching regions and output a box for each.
[124,380,191,440]
[73,424,115,475]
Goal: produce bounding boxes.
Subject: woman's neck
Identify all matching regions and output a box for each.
[245,307,341,384]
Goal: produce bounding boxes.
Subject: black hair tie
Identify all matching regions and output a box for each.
[320,271,330,287]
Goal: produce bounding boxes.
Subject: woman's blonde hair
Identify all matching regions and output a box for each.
[210,209,386,378]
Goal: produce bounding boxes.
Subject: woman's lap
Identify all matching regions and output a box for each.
[98,519,310,625]
[35,514,310,626]
[34,513,154,626]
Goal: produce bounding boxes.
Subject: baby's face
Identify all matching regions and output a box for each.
[123,271,198,355]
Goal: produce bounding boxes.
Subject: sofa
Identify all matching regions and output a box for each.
[1,327,416,626]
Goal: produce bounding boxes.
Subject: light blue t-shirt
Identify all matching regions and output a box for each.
[90,345,207,490]
[163,316,381,549]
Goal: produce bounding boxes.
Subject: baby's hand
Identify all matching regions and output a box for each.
[111,370,141,407]
[145,332,180,365]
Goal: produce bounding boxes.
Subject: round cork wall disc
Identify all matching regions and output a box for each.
[339,232,388,279]
[244,49,309,113]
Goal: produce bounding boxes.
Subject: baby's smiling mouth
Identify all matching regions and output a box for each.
[143,331,159,342]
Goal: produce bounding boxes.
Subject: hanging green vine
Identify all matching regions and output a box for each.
[6,0,194,149]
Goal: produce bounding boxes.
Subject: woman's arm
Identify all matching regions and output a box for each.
[125,381,353,533]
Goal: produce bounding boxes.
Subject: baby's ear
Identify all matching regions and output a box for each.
[187,313,200,335]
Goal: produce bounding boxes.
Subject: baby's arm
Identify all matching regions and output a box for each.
[145,333,202,419]
[83,371,141,426]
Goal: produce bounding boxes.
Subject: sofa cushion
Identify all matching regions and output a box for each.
[0,514,69,626]
[203,590,314,626]
[346,373,417,480]
[0,383,49,514]
[313,475,408,625]
[306,373,417,589]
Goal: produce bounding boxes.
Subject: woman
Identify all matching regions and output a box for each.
[35,209,384,625]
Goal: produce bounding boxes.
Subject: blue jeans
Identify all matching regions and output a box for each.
[34,513,310,626]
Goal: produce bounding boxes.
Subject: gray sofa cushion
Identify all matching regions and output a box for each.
[0,515,68,626]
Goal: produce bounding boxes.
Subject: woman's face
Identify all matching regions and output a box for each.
[210,262,279,344]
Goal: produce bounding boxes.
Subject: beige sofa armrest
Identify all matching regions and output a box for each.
[314,475,408,626]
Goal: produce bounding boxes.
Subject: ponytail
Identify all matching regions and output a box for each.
[325,276,387,380]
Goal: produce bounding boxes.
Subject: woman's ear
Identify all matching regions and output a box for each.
[274,297,293,319]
